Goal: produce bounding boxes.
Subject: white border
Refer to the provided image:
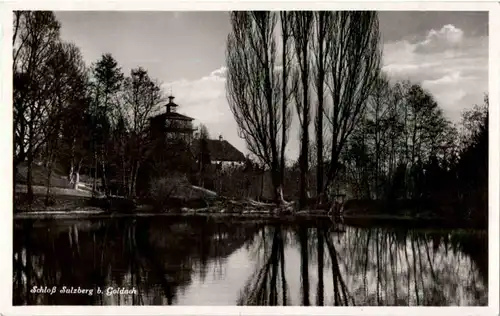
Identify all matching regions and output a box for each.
[0,1,498,316]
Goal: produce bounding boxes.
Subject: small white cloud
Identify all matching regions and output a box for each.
[208,66,227,78]
[415,24,464,54]
[427,24,463,45]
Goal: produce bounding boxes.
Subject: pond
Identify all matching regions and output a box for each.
[13,216,488,306]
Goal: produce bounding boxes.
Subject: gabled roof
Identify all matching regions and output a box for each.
[192,139,246,162]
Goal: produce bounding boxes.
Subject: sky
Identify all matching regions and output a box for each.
[54,11,489,160]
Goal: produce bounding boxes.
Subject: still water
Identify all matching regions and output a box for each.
[13,217,488,306]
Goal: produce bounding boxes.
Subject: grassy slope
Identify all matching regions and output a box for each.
[14,162,95,212]
[16,161,71,189]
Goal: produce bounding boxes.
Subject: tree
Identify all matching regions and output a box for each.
[89,53,124,194]
[226,11,287,204]
[120,67,163,197]
[454,95,488,223]
[323,12,382,199]
[40,41,88,203]
[13,11,61,201]
[199,123,210,140]
[60,95,93,189]
[197,123,211,187]
[312,11,333,201]
[279,12,293,189]
[291,11,314,208]
[460,95,488,150]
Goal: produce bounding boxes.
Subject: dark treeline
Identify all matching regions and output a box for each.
[341,81,488,221]
[225,11,488,223]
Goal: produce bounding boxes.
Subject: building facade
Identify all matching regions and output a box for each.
[149,95,195,146]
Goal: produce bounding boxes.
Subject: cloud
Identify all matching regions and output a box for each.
[207,67,227,79]
[383,24,487,122]
[414,24,464,54]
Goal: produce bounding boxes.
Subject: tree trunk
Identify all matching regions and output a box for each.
[128,162,135,197]
[26,130,34,204]
[296,15,312,210]
[315,13,326,203]
[299,150,308,208]
[260,170,265,201]
[122,155,127,195]
[44,148,54,206]
[101,149,108,195]
[68,137,76,185]
[131,161,140,197]
[68,162,75,185]
[271,170,284,205]
[74,168,80,190]
[280,12,290,191]
[93,150,98,195]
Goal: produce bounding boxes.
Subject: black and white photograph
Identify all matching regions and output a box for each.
[3,2,499,314]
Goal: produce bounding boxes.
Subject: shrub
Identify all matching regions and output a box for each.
[148,172,189,211]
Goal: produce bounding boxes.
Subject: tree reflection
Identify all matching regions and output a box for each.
[298,226,310,306]
[13,218,261,305]
[237,225,288,305]
[322,229,351,306]
[238,223,487,306]
[14,220,487,306]
[316,227,324,306]
[331,227,487,306]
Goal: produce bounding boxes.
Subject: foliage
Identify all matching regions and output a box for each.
[147,172,190,210]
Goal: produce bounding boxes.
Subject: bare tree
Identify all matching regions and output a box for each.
[13,11,62,201]
[366,74,391,198]
[42,42,88,203]
[291,11,314,208]
[312,11,333,202]
[323,12,382,197]
[121,67,163,197]
[89,53,124,195]
[279,12,293,189]
[226,11,287,204]
[199,123,210,140]
[196,123,211,188]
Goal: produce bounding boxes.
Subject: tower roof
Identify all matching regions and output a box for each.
[150,112,194,121]
[167,95,178,107]
[150,94,194,120]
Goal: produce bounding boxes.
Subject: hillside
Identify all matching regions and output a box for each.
[16,162,71,189]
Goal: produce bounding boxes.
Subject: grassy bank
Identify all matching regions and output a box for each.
[15,192,92,213]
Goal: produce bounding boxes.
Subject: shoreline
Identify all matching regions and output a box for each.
[13,209,484,230]
[13,189,485,229]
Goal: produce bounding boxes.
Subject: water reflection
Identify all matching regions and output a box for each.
[13,218,487,306]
